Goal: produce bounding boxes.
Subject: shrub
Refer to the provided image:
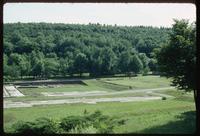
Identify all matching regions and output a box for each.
[69,124,98,133]
[60,116,87,132]
[162,97,167,100]
[12,121,35,134]
[60,110,122,133]
[12,117,58,134]
[11,111,126,134]
[33,117,59,134]
[117,119,126,125]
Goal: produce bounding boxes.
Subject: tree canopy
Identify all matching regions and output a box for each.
[3,23,171,79]
[156,19,196,107]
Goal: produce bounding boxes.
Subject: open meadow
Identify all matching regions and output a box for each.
[3,75,196,134]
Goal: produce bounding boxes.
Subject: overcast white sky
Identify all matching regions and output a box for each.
[3,3,196,27]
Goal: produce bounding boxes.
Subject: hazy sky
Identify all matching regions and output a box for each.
[3,3,196,27]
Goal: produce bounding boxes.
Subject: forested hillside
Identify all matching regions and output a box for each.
[3,23,171,80]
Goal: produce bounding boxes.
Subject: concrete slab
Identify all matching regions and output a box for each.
[4,86,24,97]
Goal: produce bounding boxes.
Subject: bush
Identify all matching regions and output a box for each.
[162,97,167,100]
[117,119,126,125]
[60,116,88,132]
[59,110,123,133]
[69,125,98,133]
[33,117,59,134]
[11,111,126,134]
[12,117,58,134]
[12,121,35,134]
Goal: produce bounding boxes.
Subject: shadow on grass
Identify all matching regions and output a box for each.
[140,111,196,134]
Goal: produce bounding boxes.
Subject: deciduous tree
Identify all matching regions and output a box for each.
[156,19,196,108]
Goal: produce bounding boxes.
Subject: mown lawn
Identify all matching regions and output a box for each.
[19,83,105,94]
[3,76,196,134]
[4,98,195,134]
[14,76,172,100]
[103,75,172,89]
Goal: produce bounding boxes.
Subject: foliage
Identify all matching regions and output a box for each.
[5,97,195,134]
[156,19,196,110]
[60,110,124,133]
[156,19,196,92]
[3,23,170,79]
[12,118,58,134]
[73,53,88,76]
[60,115,88,132]
[11,111,125,134]
[162,97,167,100]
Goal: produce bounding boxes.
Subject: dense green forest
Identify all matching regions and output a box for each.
[3,23,171,80]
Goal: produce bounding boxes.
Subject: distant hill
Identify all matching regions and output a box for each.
[3,23,171,79]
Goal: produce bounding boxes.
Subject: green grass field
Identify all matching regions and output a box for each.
[4,99,195,133]
[3,75,196,134]
[6,76,172,102]
[102,75,172,89]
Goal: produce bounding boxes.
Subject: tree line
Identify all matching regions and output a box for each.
[3,23,171,80]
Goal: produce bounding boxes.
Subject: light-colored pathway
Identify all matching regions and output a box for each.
[41,87,175,97]
[3,87,10,97]
[4,86,24,97]
[4,96,162,108]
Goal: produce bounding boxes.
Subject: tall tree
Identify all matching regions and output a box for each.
[44,58,59,78]
[138,53,150,74]
[73,53,88,77]
[156,19,196,109]
[30,51,45,78]
[88,47,102,77]
[118,51,132,75]
[18,55,31,78]
[129,54,143,74]
[59,57,69,77]
[100,48,117,75]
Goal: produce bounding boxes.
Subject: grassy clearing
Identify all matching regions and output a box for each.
[18,80,118,94]
[5,89,158,102]
[4,98,195,133]
[102,75,172,89]
[155,89,194,102]
[6,76,172,101]
[5,79,129,102]
[19,84,95,94]
[3,76,196,133]
[17,80,113,97]
[84,79,129,91]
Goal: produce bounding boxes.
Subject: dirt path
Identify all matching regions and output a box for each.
[41,87,175,97]
[4,96,162,108]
